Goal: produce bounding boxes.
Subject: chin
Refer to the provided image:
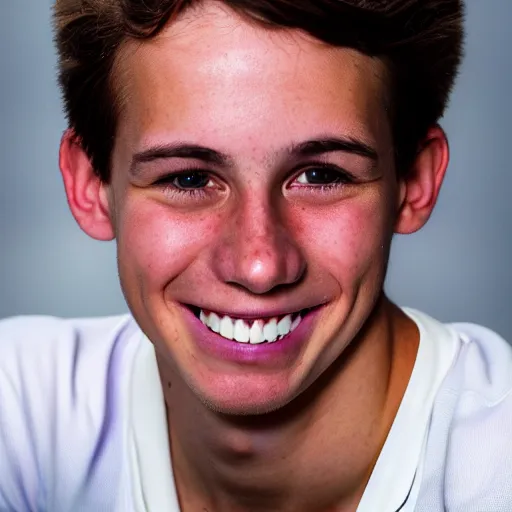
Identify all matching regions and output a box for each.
[187,372,300,417]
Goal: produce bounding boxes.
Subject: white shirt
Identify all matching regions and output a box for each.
[0,309,511,511]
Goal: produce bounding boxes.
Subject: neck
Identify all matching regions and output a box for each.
[158,297,419,512]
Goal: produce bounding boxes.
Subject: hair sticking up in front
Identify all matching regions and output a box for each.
[53,0,465,182]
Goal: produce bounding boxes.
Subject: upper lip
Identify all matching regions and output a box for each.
[183,303,324,320]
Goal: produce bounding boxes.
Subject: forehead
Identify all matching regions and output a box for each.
[113,2,390,157]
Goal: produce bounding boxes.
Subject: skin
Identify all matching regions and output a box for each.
[59,3,449,511]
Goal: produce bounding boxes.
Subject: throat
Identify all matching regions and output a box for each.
[172,428,311,511]
[168,402,372,512]
[168,420,274,505]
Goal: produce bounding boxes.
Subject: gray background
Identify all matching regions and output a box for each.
[1,1,511,340]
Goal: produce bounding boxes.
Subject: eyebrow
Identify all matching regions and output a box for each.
[129,143,232,175]
[290,137,378,161]
[129,136,378,176]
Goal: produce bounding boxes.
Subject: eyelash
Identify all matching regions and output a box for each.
[154,164,355,199]
[154,170,213,199]
[291,163,355,193]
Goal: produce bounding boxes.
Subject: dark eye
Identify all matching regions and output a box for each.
[296,167,349,186]
[172,171,211,189]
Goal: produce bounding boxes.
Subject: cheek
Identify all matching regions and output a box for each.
[292,196,393,281]
[116,197,220,286]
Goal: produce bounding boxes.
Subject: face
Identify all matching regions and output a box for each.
[108,3,399,415]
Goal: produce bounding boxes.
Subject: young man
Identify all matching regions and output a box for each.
[1,0,511,510]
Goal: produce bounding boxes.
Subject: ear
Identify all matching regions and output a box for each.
[394,125,449,235]
[59,130,115,241]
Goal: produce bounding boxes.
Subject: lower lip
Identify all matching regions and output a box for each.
[180,306,322,366]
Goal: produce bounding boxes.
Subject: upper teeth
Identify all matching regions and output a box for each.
[199,310,302,344]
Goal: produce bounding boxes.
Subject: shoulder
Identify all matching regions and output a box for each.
[0,312,142,422]
[436,322,512,509]
[0,314,141,511]
[448,321,512,404]
[0,314,140,398]
[0,313,135,350]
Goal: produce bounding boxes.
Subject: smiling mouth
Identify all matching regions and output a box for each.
[187,306,315,345]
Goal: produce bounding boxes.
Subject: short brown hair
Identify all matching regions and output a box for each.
[53,0,464,182]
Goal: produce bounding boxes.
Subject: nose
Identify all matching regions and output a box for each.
[211,197,306,294]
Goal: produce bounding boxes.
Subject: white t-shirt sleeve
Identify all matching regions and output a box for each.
[445,323,512,510]
[416,321,512,511]
[0,314,136,512]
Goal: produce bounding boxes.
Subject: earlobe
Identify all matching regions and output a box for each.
[59,130,115,241]
[394,125,449,235]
